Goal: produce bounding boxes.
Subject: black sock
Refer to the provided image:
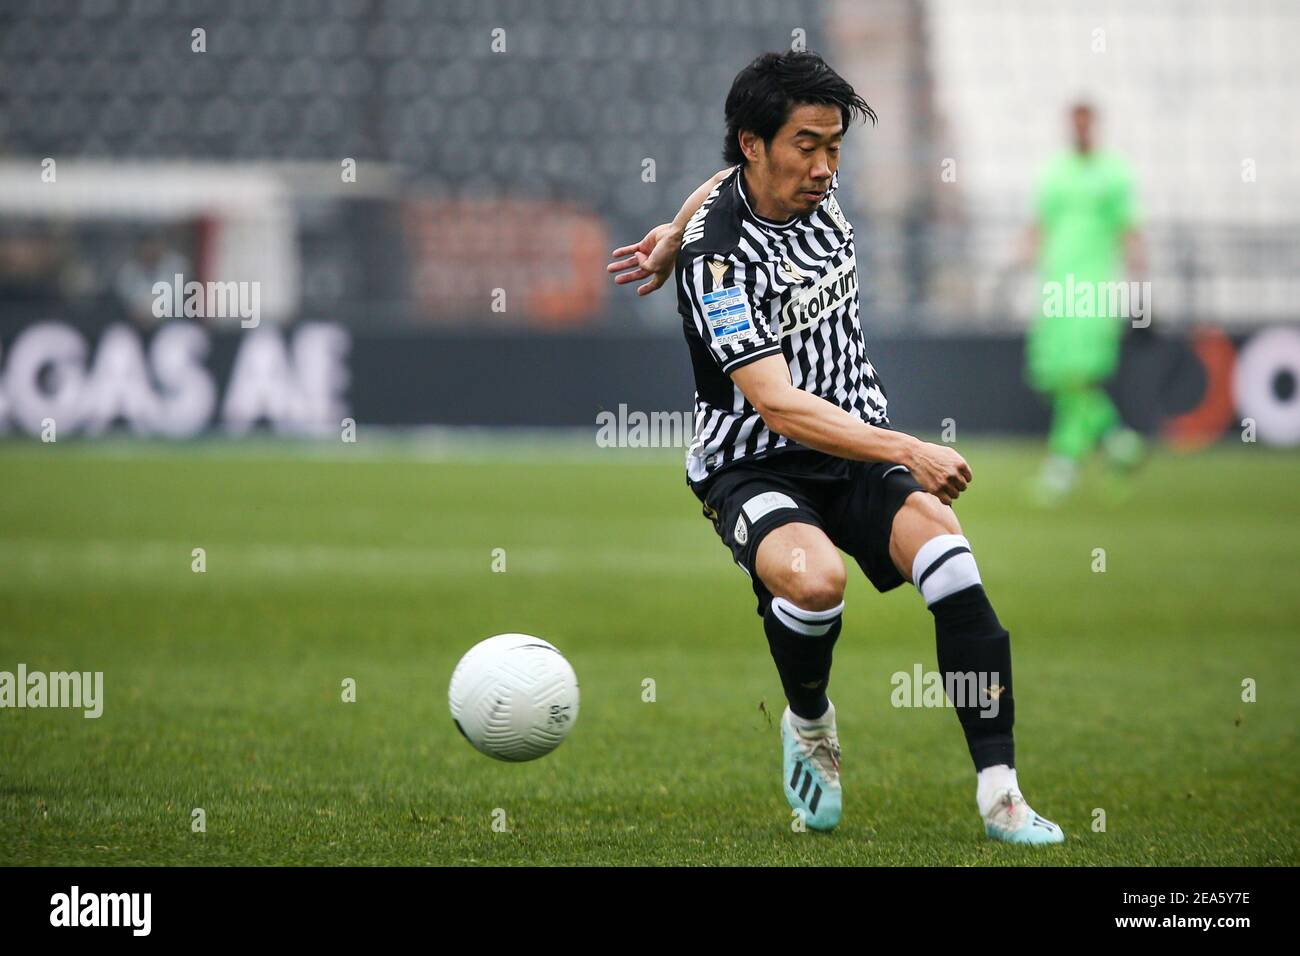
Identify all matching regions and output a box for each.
[763,597,843,720]
[929,584,1015,771]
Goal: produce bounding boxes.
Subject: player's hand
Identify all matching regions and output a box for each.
[905,440,972,505]
[607,222,682,296]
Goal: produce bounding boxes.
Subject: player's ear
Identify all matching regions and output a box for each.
[739,129,762,165]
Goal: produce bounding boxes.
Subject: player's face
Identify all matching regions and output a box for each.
[1072,106,1094,152]
[748,103,843,220]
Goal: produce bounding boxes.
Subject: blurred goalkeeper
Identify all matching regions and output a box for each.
[1020,102,1147,504]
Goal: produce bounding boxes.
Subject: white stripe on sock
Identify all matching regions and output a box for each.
[771,596,844,637]
[911,533,981,606]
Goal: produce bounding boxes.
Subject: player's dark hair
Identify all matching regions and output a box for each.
[723,51,876,166]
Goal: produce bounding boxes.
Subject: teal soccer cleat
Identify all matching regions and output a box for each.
[781,704,842,831]
[983,788,1065,845]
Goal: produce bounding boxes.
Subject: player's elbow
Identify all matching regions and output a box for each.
[751,386,798,434]
[757,406,789,437]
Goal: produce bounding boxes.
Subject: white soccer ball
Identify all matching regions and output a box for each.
[448,633,580,761]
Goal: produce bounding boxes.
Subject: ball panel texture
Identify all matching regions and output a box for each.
[449,633,579,761]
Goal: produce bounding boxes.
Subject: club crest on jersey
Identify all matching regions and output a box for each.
[824,193,850,233]
[778,254,858,338]
[733,514,749,546]
[702,285,754,344]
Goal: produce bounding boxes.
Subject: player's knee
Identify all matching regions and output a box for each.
[781,563,846,611]
[757,525,844,611]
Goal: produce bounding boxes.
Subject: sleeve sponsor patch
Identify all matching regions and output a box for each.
[740,490,799,523]
[701,285,753,343]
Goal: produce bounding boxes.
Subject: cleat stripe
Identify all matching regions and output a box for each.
[798,768,813,800]
[809,784,822,814]
[790,763,803,790]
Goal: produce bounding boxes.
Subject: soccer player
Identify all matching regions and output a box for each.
[608,51,1063,843]
[1021,102,1147,504]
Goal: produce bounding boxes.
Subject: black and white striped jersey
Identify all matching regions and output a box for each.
[676,165,890,486]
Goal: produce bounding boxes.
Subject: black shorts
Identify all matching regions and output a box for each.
[690,448,926,617]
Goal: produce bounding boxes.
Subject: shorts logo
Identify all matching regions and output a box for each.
[733,514,749,546]
[741,491,798,523]
[702,285,754,344]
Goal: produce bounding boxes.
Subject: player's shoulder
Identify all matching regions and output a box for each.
[677,166,750,267]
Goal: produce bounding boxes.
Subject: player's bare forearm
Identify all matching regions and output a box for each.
[732,355,971,502]
[607,168,732,296]
[1019,223,1041,269]
[1124,228,1146,276]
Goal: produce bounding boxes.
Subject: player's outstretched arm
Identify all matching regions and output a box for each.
[1016,222,1040,270]
[732,354,972,504]
[1124,227,1146,276]
[606,167,733,296]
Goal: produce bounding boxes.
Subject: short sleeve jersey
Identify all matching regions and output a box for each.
[676,166,889,485]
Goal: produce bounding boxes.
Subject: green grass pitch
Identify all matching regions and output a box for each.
[1,438,1296,866]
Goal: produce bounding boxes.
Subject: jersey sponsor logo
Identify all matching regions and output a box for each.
[741,490,799,523]
[778,254,858,338]
[702,285,754,343]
